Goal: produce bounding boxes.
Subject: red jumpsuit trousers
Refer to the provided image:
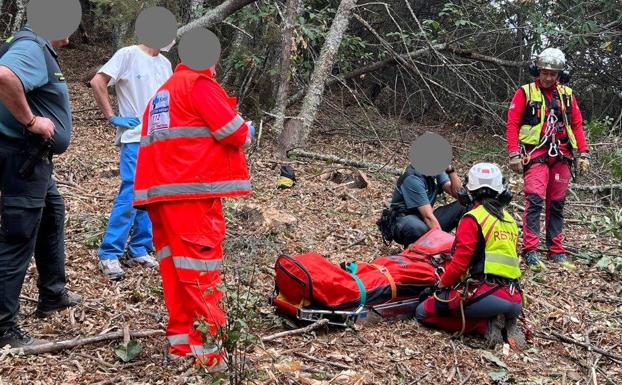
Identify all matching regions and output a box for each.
[147,198,226,366]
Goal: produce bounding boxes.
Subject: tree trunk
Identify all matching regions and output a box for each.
[220,30,245,87]
[272,0,300,135]
[0,0,25,36]
[277,0,359,155]
[0,0,17,37]
[177,0,258,37]
[11,0,24,33]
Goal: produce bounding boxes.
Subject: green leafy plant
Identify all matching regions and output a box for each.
[589,208,622,240]
[573,208,622,274]
[114,340,142,362]
[603,148,622,181]
[585,116,614,141]
[191,234,279,384]
[81,214,109,250]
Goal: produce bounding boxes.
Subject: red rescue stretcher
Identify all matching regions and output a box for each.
[271,228,454,326]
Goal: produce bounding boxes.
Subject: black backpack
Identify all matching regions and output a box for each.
[376,205,405,245]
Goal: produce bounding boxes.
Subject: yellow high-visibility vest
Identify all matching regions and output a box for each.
[519,82,578,150]
[467,205,521,280]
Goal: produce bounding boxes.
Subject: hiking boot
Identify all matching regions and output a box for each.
[126,254,158,269]
[99,259,125,280]
[523,251,546,272]
[0,326,48,348]
[484,315,505,348]
[505,317,526,349]
[36,290,83,318]
[550,253,577,271]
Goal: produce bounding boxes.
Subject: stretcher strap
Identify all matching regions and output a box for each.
[345,262,367,307]
[370,263,397,300]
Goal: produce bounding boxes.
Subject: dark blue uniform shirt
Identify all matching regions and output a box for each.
[391,166,450,211]
[0,31,71,152]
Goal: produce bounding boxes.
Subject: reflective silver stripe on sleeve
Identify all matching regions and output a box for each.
[140,127,212,146]
[156,246,172,262]
[212,115,244,141]
[173,257,222,272]
[167,334,189,345]
[134,180,252,202]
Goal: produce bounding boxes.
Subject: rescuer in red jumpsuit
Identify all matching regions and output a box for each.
[134,59,253,369]
[506,48,590,272]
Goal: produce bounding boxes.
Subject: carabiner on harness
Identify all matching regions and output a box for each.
[548,139,559,158]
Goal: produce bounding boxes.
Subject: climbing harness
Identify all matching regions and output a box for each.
[521,108,563,166]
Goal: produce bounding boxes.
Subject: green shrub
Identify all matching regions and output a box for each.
[585,116,614,141]
[603,148,622,181]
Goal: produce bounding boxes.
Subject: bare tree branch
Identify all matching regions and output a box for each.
[176,0,258,37]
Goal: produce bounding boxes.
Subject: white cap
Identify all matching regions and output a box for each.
[466,163,504,193]
[536,48,566,71]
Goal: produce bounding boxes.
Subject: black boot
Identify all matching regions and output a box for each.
[36,290,83,318]
[0,326,48,348]
[484,315,505,348]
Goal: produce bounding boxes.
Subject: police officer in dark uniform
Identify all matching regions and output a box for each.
[0,26,81,348]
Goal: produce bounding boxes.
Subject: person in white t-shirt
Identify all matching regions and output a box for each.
[90,43,173,280]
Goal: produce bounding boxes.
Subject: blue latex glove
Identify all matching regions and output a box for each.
[246,121,255,137]
[110,116,141,129]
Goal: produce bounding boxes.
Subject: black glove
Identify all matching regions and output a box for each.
[277,165,296,189]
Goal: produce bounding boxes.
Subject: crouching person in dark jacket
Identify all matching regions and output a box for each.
[379,162,465,247]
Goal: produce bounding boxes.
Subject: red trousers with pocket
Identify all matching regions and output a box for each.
[522,158,571,256]
[415,283,523,335]
[147,199,226,365]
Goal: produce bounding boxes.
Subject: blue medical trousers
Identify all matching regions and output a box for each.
[98,143,153,261]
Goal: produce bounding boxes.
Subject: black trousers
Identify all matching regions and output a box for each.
[392,201,466,247]
[0,140,66,331]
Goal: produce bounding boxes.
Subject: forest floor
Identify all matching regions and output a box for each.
[1,43,621,385]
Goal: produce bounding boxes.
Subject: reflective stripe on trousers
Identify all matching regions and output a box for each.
[156,245,222,271]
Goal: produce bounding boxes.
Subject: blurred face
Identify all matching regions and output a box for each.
[50,38,70,48]
[539,69,559,89]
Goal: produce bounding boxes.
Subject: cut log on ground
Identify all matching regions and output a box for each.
[569,183,622,192]
[288,149,402,175]
[262,319,329,342]
[6,329,164,356]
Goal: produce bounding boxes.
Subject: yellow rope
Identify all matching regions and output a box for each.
[432,290,467,337]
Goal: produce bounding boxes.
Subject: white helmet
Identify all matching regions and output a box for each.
[536,48,566,71]
[466,163,504,193]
